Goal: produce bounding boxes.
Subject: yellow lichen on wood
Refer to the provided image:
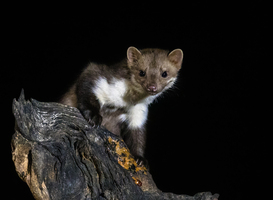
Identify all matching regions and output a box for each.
[108,137,147,174]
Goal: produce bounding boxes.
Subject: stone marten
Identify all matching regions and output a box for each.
[60,46,183,167]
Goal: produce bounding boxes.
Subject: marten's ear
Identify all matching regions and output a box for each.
[127,46,142,62]
[168,49,183,70]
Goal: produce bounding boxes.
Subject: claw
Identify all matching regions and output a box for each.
[134,156,149,170]
[87,115,102,128]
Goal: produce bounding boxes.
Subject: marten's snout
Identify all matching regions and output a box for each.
[146,85,157,94]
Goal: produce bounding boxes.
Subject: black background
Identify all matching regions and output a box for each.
[3,2,267,200]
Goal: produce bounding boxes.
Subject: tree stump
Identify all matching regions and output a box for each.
[11,90,219,200]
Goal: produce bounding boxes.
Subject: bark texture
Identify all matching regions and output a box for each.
[11,90,219,200]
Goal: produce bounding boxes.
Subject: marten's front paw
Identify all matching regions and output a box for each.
[81,110,102,128]
[135,156,149,170]
[89,114,102,128]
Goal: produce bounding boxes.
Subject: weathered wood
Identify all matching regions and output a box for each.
[11,90,219,200]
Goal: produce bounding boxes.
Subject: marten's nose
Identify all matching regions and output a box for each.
[147,85,157,92]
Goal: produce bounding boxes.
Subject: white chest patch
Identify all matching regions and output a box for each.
[118,103,148,129]
[93,77,127,108]
[127,103,148,129]
[93,77,151,129]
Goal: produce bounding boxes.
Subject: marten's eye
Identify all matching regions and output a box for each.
[139,70,146,77]
[162,71,168,78]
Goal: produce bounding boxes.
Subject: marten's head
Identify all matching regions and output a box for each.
[127,46,183,95]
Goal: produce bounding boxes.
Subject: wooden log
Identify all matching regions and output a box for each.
[11,89,219,200]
